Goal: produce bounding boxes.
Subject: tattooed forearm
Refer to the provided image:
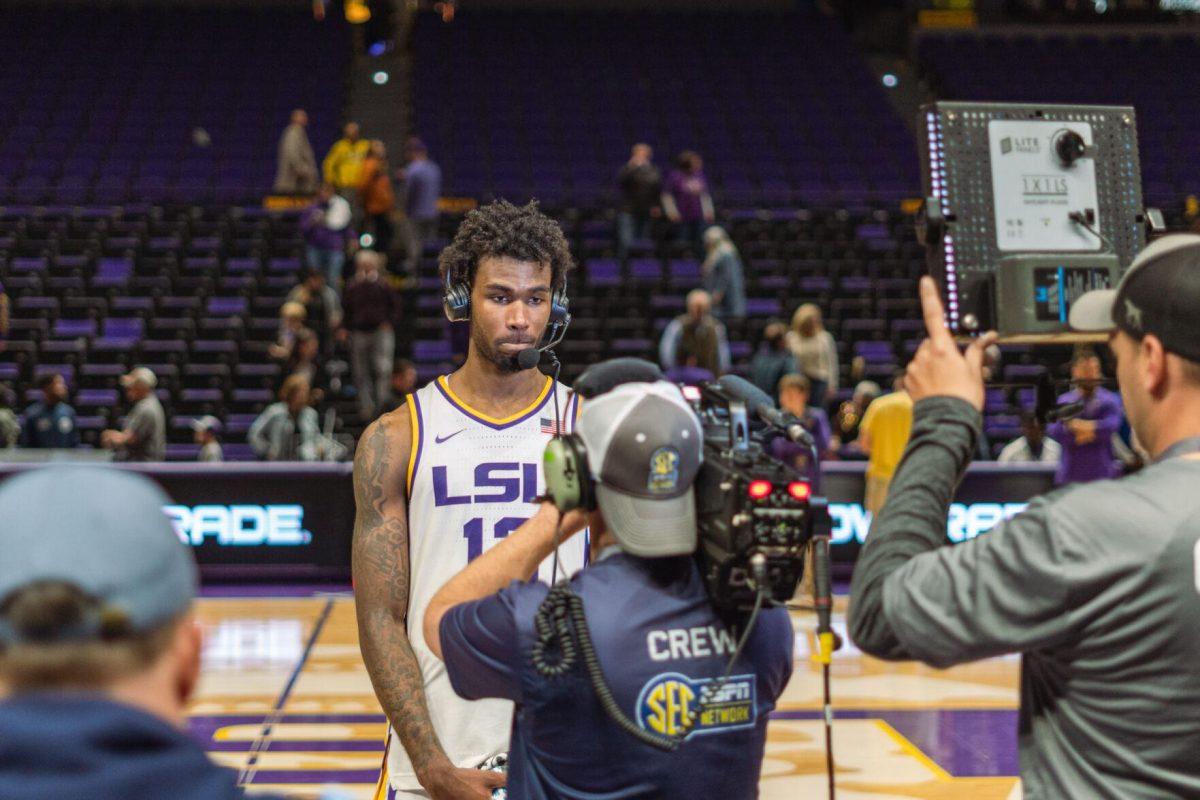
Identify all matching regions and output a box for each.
[352,412,451,777]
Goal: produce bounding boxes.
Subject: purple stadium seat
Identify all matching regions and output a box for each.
[584,258,621,288]
[207,297,248,316]
[166,444,203,461]
[76,389,119,409]
[412,340,453,362]
[53,318,97,338]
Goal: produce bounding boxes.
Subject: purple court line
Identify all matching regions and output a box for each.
[771,708,1019,778]
[200,583,352,598]
[239,598,336,785]
[250,769,381,784]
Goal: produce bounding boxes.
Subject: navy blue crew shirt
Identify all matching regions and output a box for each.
[440,549,794,799]
[19,401,79,449]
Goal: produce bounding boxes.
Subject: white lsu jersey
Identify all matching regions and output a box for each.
[381,374,587,793]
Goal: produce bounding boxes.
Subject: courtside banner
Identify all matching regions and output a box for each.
[0,462,1056,578]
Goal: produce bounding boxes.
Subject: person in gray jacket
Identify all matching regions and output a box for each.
[248,375,321,462]
[849,235,1200,800]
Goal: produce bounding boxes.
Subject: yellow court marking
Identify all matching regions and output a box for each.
[875,719,953,781]
[214,723,388,742]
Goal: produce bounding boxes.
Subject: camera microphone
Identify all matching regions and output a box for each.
[574,358,663,398]
[716,375,814,446]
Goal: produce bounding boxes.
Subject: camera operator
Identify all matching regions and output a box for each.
[423,380,793,799]
[849,235,1200,799]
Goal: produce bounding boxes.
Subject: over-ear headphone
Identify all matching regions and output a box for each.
[442,272,572,342]
[543,433,596,512]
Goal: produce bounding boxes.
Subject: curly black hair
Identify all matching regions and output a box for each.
[438,200,574,293]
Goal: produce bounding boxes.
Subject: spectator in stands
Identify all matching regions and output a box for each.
[832,380,880,454]
[0,385,18,448]
[391,359,420,400]
[787,303,839,408]
[615,143,661,262]
[384,359,418,413]
[1048,349,1125,485]
[0,278,8,352]
[343,250,402,420]
[858,372,912,515]
[998,411,1061,464]
[191,416,224,463]
[771,374,833,482]
[358,140,396,257]
[287,267,343,356]
[659,289,730,378]
[101,367,166,462]
[273,108,318,194]
[701,225,746,320]
[0,467,294,800]
[662,150,714,259]
[323,121,369,201]
[268,301,308,362]
[748,320,797,402]
[400,136,442,278]
[249,374,321,461]
[282,328,326,397]
[19,374,79,450]
[300,183,355,292]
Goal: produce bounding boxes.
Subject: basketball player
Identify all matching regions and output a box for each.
[353,201,587,799]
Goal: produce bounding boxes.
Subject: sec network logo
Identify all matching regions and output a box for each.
[636,672,757,738]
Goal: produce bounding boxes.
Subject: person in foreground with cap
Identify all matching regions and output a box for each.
[0,467,286,800]
[423,380,793,799]
[101,366,166,461]
[849,237,1200,799]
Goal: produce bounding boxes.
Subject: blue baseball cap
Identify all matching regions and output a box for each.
[0,467,197,644]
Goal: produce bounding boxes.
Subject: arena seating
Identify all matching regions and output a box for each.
[1,197,1065,457]
[411,9,920,207]
[917,29,1200,207]
[3,7,1153,460]
[0,5,348,206]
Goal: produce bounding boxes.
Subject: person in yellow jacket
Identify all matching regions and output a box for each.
[322,122,370,197]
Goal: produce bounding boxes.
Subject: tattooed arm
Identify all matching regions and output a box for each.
[352,410,502,799]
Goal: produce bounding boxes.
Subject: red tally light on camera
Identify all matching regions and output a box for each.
[747,480,773,500]
[788,482,812,501]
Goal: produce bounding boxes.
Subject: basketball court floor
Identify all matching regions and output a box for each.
[190,590,1021,799]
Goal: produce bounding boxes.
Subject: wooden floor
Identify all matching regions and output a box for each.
[188,593,1022,799]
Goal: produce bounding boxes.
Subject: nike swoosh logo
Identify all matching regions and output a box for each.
[434,429,466,444]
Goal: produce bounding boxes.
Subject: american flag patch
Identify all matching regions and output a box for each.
[540,417,563,435]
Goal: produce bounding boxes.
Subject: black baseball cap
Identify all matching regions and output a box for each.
[1070,234,1200,363]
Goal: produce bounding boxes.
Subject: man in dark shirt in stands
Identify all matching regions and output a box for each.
[616,143,662,263]
[401,137,442,278]
[1048,349,1125,484]
[424,380,793,799]
[342,249,402,420]
[19,374,79,450]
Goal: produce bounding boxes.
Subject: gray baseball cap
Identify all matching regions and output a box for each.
[576,381,704,557]
[1070,233,1200,363]
[0,467,197,644]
